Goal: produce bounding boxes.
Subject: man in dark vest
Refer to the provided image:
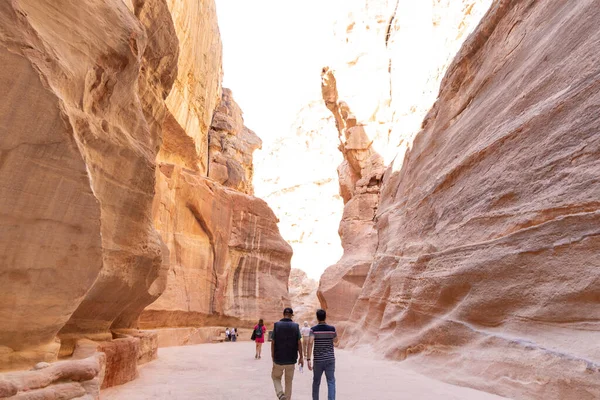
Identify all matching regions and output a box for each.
[271,307,303,400]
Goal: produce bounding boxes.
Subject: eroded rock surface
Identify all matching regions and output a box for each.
[288,269,320,324]
[160,0,223,174]
[0,0,176,372]
[322,1,600,398]
[142,164,292,329]
[0,0,291,394]
[317,68,384,328]
[209,89,262,194]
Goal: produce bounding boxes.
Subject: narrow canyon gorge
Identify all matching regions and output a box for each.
[0,0,598,399]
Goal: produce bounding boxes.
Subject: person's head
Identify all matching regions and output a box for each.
[303,321,308,327]
[258,319,264,326]
[283,307,294,319]
[316,309,326,322]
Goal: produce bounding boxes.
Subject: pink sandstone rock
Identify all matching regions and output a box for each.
[142,164,292,329]
[208,89,262,195]
[288,269,321,325]
[0,0,176,371]
[321,1,600,398]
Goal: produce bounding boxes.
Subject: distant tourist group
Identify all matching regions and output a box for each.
[224,327,238,342]
[254,307,337,400]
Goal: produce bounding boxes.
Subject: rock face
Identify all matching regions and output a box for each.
[0,0,291,394]
[160,0,222,174]
[317,68,384,327]
[320,0,600,398]
[0,342,106,399]
[209,89,262,195]
[317,0,492,337]
[0,0,176,372]
[288,269,320,325]
[141,163,292,329]
[142,0,291,335]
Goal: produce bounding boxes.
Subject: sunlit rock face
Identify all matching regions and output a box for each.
[0,0,291,395]
[145,1,291,332]
[142,163,292,329]
[0,0,176,375]
[288,269,320,325]
[160,0,223,174]
[209,89,262,195]
[256,102,344,280]
[321,0,600,398]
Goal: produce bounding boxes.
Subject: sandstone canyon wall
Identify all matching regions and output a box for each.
[0,0,176,371]
[0,0,291,396]
[136,0,292,339]
[288,269,320,325]
[319,0,600,399]
[318,0,493,329]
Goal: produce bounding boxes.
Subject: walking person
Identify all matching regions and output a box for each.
[301,321,311,361]
[230,327,237,342]
[307,309,337,400]
[225,327,230,342]
[271,307,303,400]
[253,319,267,359]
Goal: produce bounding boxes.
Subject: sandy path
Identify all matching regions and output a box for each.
[102,342,506,399]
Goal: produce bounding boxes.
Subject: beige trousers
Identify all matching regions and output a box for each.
[272,362,295,400]
[302,336,310,359]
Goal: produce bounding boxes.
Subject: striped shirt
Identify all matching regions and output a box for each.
[310,323,336,363]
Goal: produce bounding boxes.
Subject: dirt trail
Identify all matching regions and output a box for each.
[102,342,506,399]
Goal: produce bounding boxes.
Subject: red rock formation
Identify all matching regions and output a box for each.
[141,164,292,330]
[325,1,600,398]
[0,0,291,395]
[317,68,384,328]
[0,0,176,377]
[160,0,223,174]
[288,269,321,324]
[209,89,262,194]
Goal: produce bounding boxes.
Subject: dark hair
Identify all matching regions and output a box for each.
[316,309,326,322]
[258,319,264,326]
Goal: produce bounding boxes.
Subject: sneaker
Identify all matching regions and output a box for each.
[277,394,286,400]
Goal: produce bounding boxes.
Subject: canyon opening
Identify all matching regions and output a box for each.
[0,1,598,400]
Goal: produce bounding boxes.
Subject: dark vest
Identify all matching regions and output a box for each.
[273,318,300,365]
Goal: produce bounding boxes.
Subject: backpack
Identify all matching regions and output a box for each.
[254,325,263,337]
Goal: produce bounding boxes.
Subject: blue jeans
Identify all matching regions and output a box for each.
[312,360,335,400]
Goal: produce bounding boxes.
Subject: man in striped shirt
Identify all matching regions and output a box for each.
[307,309,338,400]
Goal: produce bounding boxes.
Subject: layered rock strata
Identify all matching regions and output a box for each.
[322,0,600,398]
[141,0,290,339]
[142,163,292,330]
[209,89,262,195]
[0,342,105,399]
[317,68,384,328]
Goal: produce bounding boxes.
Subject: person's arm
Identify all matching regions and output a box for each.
[307,333,314,371]
[333,328,339,346]
[271,325,276,361]
[271,340,275,361]
[297,327,304,367]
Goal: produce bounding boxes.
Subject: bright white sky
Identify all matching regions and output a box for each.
[216,1,346,280]
[216,0,342,142]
